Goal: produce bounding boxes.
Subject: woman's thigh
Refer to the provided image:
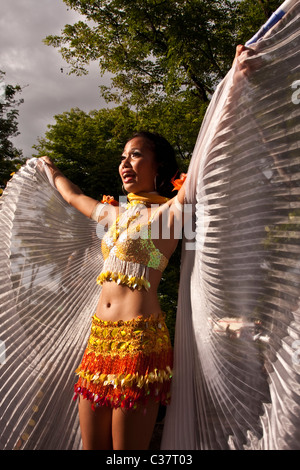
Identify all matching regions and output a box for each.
[78,397,113,450]
[112,399,159,450]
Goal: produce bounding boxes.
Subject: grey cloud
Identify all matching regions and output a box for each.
[1,0,108,159]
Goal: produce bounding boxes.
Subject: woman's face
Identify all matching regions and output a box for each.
[119,137,158,194]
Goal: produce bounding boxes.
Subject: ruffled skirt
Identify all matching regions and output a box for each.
[73,313,173,410]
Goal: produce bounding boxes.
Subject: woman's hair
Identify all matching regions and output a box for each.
[128,131,179,198]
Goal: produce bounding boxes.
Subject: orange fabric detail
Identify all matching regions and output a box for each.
[73,314,173,410]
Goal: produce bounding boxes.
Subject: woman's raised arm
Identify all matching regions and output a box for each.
[39,156,118,224]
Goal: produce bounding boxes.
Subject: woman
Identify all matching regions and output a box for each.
[40,131,186,450]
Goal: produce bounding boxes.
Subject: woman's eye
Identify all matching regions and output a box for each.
[120,151,142,162]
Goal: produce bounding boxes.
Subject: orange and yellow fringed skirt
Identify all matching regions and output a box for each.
[73,314,173,410]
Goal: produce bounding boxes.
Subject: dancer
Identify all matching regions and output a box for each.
[40,131,185,450]
[1,2,299,451]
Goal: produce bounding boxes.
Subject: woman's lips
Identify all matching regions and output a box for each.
[122,172,135,183]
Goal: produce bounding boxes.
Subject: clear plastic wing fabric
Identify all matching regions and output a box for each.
[162,2,300,450]
[0,159,104,449]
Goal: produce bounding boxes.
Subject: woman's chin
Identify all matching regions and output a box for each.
[123,182,135,191]
[123,181,143,193]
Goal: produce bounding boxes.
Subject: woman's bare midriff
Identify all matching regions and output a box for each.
[95,270,163,322]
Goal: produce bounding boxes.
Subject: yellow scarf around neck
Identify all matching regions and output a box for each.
[127,192,169,206]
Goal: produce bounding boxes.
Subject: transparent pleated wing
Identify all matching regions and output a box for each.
[162,3,300,450]
[1,3,300,452]
[0,159,104,449]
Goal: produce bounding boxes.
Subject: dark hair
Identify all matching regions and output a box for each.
[128,131,179,198]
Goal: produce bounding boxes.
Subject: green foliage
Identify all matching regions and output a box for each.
[264,210,300,249]
[45,0,282,110]
[137,93,208,163]
[33,105,137,199]
[0,71,24,189]
[33,101,198,199]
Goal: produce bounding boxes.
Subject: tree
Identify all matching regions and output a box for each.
[137,93,207,162]
[45,0,236,106]
[236,0,284,43]
[33,103,193,199]
[44,0,283,110]
[39,0,284,339]
[43,0,283,172]
[33,104,185,337]
[33,105,138,199]
[0,71,24,190]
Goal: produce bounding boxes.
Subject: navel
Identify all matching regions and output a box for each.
[106,302,111,308]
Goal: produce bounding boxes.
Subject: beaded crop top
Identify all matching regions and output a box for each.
[94,193,169,291]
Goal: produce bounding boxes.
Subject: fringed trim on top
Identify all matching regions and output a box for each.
[97,199,169,291]
[97,253,151,290]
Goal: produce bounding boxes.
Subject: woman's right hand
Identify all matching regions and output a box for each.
[39,156,61,177]
[39,156,53,165]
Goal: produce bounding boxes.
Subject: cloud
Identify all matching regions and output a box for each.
[0,0,109,158]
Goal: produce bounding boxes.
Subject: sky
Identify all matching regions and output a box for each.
[1,0,109,159]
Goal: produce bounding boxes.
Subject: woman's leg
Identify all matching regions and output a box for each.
[78,397,113,450]
[112,399,159,450]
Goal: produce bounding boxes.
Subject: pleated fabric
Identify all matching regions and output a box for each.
[162,1,300,450]
[0,160,103,449]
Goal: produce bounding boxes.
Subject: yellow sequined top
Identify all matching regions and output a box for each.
[96,195,169,291]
